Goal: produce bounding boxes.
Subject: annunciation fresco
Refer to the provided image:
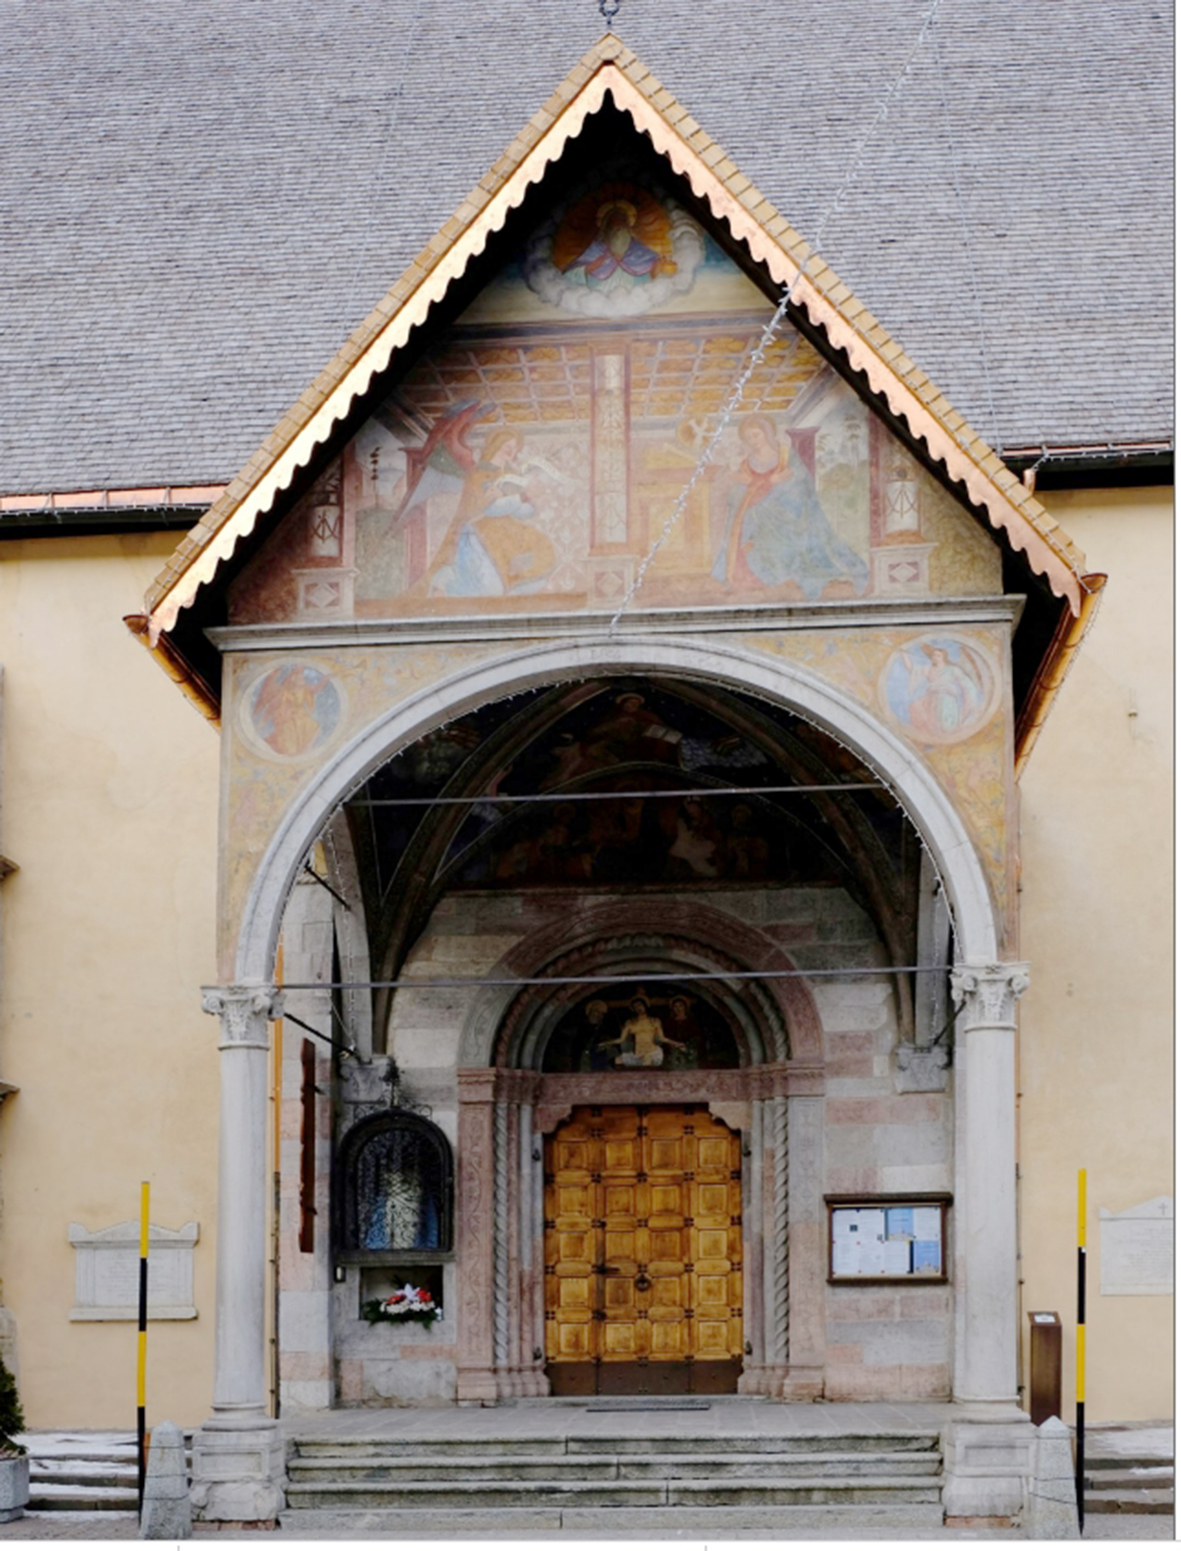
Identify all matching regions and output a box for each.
[228,181,1002,624]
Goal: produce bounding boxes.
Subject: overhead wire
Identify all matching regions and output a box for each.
[280,964,954,993]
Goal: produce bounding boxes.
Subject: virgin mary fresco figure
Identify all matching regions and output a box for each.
[713,414,869,599]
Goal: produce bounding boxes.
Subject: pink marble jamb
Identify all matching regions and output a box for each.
[456,1070,498,1401]
[338,1359,364,1402]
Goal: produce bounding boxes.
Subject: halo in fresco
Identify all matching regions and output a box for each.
[240,662,345,762]
[878,634,1000,746]
[525,182,706,318]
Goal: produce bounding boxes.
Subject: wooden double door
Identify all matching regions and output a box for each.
[544,1105,743,1395]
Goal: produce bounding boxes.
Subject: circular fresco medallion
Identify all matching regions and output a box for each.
[239,661,345,762]
[878,634,1000,746]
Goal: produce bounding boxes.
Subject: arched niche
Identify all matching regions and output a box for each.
[335,1109,454,1257]
[462,897,823,1071]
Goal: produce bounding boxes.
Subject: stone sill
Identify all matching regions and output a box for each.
[69,1305,197,1321]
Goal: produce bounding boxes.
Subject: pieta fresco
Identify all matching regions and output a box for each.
[228,179,1001,626]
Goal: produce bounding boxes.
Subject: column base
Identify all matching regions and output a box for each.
[456,1366,499,1403]
[782,1365,824,1401]
[737,1363,787,1397]
[941,1403,1034,1522]
[495,1364,550,1398]
[190,1414,287,1525]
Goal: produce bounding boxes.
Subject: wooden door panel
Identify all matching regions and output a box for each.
[545,1105,742,1392]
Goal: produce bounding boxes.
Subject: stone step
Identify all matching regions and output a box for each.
[280,1502,949,1535]
[28,1482,140,1513]
[29,1466,137,1489]
[284,1475,944,1510]
[1085,1467,1173,1490]
[290,1429,940,1459]
[1085,1488,1174,1516]
[288,1448,943,1483]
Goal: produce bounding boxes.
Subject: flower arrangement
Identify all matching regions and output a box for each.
[361,1283,440,1328]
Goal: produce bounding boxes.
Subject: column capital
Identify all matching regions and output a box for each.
[201,984,284,1048]
[950,962,1029,1030]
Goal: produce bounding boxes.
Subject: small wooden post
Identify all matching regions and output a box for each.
[1075,1168,1086,1532]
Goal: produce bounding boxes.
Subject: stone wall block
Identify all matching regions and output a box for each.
[826,1094,941,1126]
[830,1317,948,1367]
[872,1121,947,1166]
[337,1359,363,1402]
[825,1165,879,1195]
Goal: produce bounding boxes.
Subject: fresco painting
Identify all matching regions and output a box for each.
[879,635,1000,746]
[541,985,741,1073]
[747,625,1014,934]
[240,663,344,761]
[218,637,523,974]
[228,182,1002,627]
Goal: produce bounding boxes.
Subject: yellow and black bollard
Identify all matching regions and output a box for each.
[1075,1169,1086,1532]
[136,1182,149,1518]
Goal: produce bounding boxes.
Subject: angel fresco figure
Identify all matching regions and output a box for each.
[713,414,869,599]
[905,643,986,739]
[389,403,558,599]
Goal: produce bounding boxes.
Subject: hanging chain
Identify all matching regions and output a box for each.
[608,0,946,632]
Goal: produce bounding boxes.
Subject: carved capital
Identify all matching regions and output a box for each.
[201,985,284,1049]
[894,1042,950,1092]
[340,1055,396,1109]
[949,963,1030,1030]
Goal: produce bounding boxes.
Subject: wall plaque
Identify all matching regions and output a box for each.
[1099,1196,1172,1297]
[69,1220,199,1321]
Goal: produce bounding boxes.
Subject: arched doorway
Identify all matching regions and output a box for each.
[545,1102,743,1397]
[207,642,1019,1434]
[540,984,745,1395]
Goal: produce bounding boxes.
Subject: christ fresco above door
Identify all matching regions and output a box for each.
[228,179,1001,626]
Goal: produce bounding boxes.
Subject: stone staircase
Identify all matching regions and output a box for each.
[281,1426,945,1534]
[1085,1436,1174,1518]
[19,1432,140,1519]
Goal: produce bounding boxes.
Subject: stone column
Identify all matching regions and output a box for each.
[190,985,287,1527]
[455,1069,498,1402]
[783,1093,825,1399]
[943,961,1035,1522]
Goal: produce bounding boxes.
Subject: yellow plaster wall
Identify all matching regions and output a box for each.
[0,533,220,1427]
[1017,486,1173,1422]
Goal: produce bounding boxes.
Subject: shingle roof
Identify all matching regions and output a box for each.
[0,0,1171,496]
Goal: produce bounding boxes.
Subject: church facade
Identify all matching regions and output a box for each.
[0,10,1171,1533]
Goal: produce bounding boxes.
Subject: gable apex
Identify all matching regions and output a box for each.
[144,33,1086,641]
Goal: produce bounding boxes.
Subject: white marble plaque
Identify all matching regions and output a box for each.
[69,1220,199,1321]
[1099,1196,1172,1297]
